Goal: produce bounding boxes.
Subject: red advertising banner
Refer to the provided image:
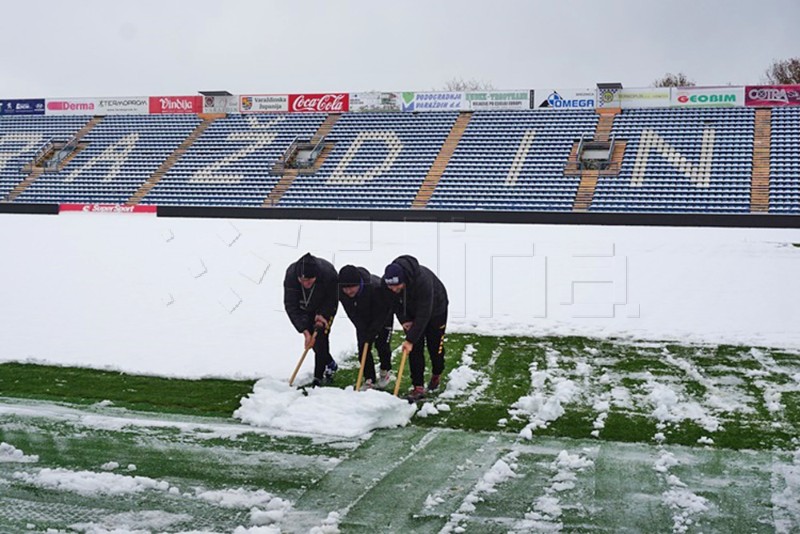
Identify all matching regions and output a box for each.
[288,93,349,113]
[745,85,800,107]
[60,203,157,214]
[148,96,202,114]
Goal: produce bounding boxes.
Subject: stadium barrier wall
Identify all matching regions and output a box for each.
[2,203,797,228]
[0,203,59,215]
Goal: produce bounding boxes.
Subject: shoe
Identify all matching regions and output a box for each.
[311,378,322,388]
[323,360,338,380]
[359,379,374,392]
[427,374,441,392]
[406,386,426,403]
[377,369,393,389]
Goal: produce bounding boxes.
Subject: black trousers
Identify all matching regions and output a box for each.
[357,317,393,382]
[408,311,447,388]
[308,313,335,380]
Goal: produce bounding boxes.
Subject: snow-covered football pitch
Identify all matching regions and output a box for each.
[0,214,798,532]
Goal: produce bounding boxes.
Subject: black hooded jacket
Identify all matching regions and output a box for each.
[339,267,395,341]
[389,255,448,344]
[283,254,339,333]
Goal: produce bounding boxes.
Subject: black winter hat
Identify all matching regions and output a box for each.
[296,253,319,279]
[338,265,362,287]
[383,263,406,286]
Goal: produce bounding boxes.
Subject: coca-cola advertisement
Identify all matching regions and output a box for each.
[288,93,349,113]
[148,96,202,114]
[59,203,157,214]
[745,85,800,107]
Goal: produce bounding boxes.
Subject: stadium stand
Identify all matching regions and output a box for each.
[15,115,201,205]
[0,102,798,216]
[771,107,800,214]
[426,110,598,211]
[591,108,755,213]
[143,113,326,207]
[277,112,459,209]
[0,116,89,201]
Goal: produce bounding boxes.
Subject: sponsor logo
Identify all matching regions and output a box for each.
[402,92,416,112]
[1,99,45,114]
[47,101,95,112]
[60,203,156,214]
[290,93,348,112]
[676,93,737,104]
[99,99,147,107]
[747,87,800,103]
[240,95,288,113]
[149,96,200,114]
[401,92,462,112]
[541,91,595,108]
[158,97,193,111]
[84,203,135,213]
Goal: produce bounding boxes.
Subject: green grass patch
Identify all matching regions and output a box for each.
[0,362,255,417]
[1,333,798,452]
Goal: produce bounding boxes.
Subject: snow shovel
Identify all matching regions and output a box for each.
[393,347,410,397]
[289,330,318,387]
[354,342,370,391]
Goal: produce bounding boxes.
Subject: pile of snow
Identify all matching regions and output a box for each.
[12,467,174,496]
[0,442,38,463]
[439,344,482,399]
[510,349,580,439]
[234,377,417,437]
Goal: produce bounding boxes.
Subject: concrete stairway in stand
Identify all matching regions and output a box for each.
[126,116,217,206]
[572,108,621,212]
[750,108,771,213]
[411,112,472,209]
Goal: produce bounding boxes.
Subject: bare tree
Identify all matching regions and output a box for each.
[441,77,494,91]
[653,72,696,88]
[764,57,800,85]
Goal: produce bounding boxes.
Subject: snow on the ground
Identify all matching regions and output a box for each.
[654,448,710,533]
[194,487,290,511]
[70,510,193,533]
[0,442,39,463]
[441,450,521,533]
[0,214,798,382]
[0,398,296,441]
[439,344,482,399]
[233,377,417,437]
[12,467,174,496]
[772,448,800,534]
[309,511,341,534]
[511,349,580,439]
[512,449,596,533]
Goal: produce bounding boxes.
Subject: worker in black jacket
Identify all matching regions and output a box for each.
[283,253,339,386]
[338,265,395,390]
[383,255,448,402]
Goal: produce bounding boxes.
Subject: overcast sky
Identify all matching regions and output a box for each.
[1,0,797,98]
